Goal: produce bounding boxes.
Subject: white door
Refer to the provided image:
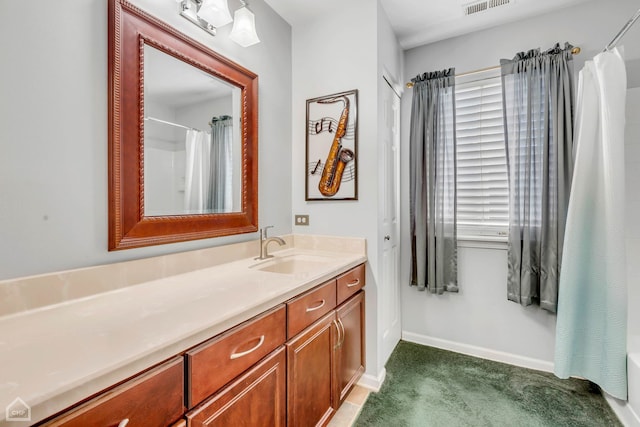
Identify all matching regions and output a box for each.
[379,75,402,363]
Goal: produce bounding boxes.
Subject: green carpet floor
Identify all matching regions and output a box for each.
[355,341,621,427]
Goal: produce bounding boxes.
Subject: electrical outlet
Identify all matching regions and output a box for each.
[295,214,310,226]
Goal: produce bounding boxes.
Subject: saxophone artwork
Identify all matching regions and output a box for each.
[305,90,358,200]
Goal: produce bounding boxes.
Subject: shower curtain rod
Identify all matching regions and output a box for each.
[604,7,640,52]
[405,46,581,88]
[144,116,200,131]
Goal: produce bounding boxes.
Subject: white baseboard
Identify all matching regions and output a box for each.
[402,331,554,373]
[604,394,640,427]
[357,368,386,392]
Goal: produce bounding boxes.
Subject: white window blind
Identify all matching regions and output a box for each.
[455,70,509,239]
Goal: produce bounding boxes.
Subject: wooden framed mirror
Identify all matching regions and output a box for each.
[108,0,258,250]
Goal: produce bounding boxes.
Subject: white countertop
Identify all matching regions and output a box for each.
[0,245,366,425]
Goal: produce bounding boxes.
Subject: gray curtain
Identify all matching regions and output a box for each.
[500,42,575,312]
[209,115,233,212]
[409,69,458,294]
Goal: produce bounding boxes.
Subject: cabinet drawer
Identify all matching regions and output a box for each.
[43,357,184,426]
[337,264,365,305]
[186,305,286,408]
[287,279,337,338]
[186,347,286,427]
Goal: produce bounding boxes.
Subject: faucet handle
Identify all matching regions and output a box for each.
[262,225,274,239]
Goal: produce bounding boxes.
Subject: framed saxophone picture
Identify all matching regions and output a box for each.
[305,89,358,201]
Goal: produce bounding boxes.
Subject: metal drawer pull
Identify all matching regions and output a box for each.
[333,319,342,349]
[338,318,346,346]
[118,420,129,427]
[305,299,326,312]
[346,279,360,288]
[230,335,265,360]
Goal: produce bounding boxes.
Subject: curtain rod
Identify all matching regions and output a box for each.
[604,7,640,52]
[405,46,581,88]
[144,116,199,131]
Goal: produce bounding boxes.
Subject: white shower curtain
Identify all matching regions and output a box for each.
[184,129,212,214]
[554,48,628,400]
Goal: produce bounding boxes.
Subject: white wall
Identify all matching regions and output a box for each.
[627,87,640,353]
[290,0,379,378]
[400,0,640,367]
[377,2,404,88]
[0,0,292,280]
[291,0,402,382]
[624,87,640,426]
[176,96,233,130]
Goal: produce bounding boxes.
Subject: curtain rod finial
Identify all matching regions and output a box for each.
[571,46,581,55]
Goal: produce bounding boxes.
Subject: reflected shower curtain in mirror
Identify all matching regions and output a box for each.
[409,69,458,294]
[210,115,233,212]
[501,43,575,312]
[184,129,212,214]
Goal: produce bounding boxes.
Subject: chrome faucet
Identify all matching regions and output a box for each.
[255,226,286,260]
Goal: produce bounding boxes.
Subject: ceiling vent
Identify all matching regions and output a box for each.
[464,0,512,16]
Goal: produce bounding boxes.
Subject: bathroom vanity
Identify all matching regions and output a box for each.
[42,265,364,427]
[0,235,366,426]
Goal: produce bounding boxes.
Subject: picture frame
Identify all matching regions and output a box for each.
[305,89,358,201]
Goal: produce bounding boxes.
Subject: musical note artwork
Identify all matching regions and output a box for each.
[305,90,358,201]
[307,118,356,140]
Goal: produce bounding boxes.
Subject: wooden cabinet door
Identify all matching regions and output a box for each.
[286,311,338,427]
[186,347,286,427]
[335,291,365,406]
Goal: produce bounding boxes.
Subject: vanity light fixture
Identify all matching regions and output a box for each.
[229,1,260,47]
[179,0,218,35]
[197,0,233,28]
[178,0,260,47]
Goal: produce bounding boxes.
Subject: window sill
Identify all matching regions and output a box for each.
[457,235,508,250]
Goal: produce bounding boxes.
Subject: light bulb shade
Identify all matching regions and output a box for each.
[197,0,233,28]
[229,6,260,47]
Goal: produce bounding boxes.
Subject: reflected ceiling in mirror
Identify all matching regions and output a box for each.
[143,44,242,217]
[108,0,258,250]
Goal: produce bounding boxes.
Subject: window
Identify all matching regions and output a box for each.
[455,70,509,240]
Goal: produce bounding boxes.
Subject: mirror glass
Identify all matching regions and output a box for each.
[143,44,242,216]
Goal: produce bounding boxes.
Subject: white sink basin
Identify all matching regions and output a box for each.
[251,254,334,275]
